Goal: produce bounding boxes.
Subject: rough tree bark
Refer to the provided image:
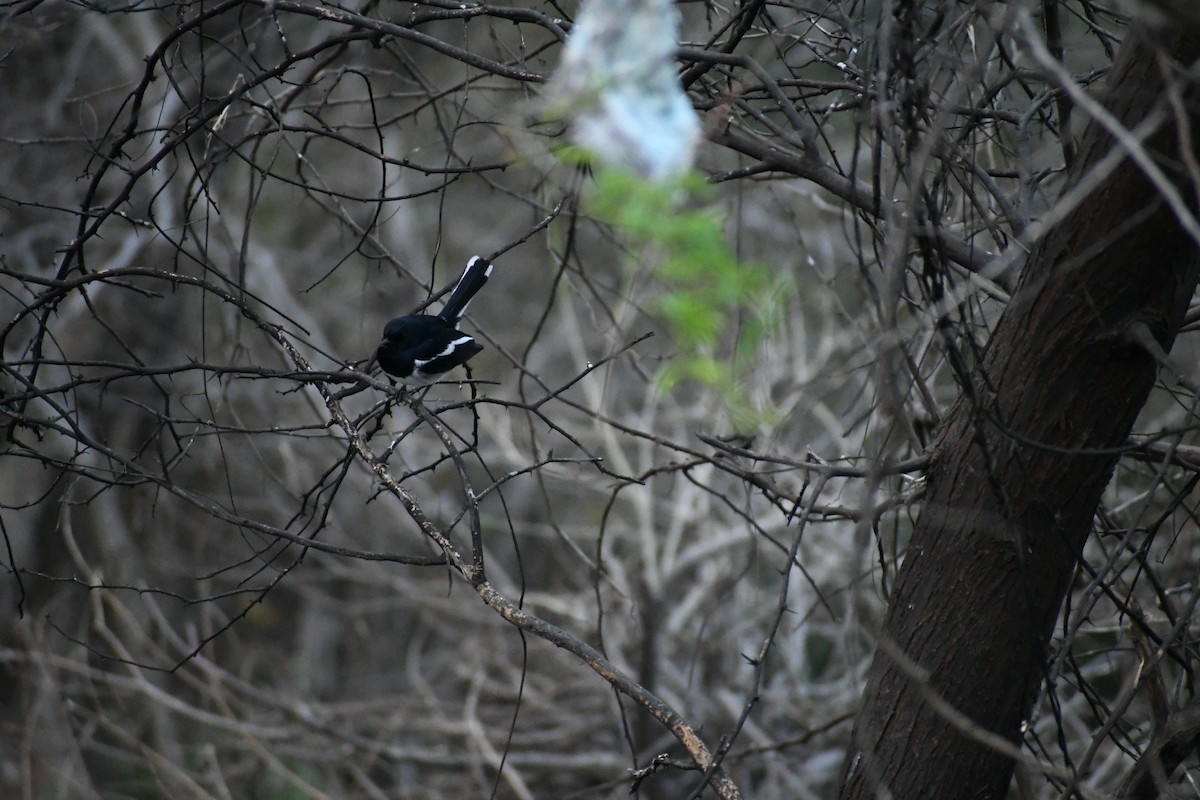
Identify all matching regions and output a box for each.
[839,25,1200,800]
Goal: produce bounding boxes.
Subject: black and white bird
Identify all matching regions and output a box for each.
[376,256,493,384]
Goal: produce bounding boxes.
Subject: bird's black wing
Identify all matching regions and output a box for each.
[412,331,483,378]
[407,326,468,361]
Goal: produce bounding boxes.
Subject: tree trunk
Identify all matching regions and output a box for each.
[839,26,1200,800]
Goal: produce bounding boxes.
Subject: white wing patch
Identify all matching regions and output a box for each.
[414,335,475,367]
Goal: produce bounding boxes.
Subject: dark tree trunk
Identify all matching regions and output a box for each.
[839,26,1200,800]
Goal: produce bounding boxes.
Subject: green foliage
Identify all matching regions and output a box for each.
[585,165,785,428]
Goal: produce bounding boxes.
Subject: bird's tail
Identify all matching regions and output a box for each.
[439,256,494,323]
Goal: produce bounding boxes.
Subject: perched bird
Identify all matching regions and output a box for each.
[376,256,493,384]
